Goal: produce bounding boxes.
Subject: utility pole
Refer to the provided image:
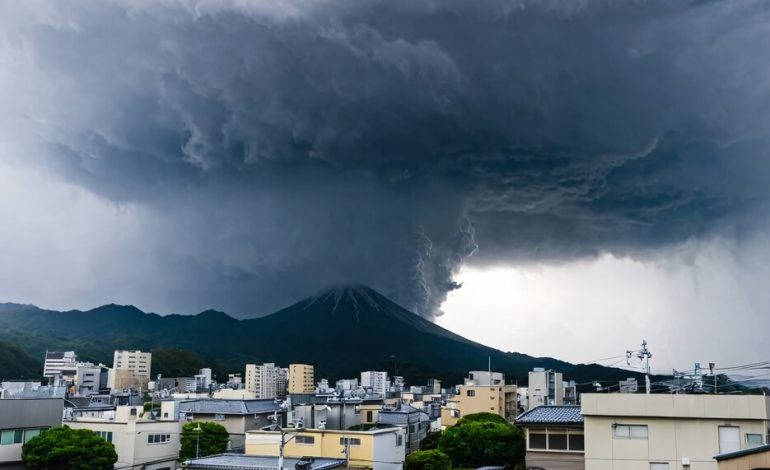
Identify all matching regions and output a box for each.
[627,340,652,394]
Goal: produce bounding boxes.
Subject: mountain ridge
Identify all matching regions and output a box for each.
[0,284,641,385]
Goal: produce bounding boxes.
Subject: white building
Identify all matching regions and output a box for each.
[195,368,213,391]
[528,368,564,409]
[109,350,152,392]
[361,371,388,396]
[245,363,278,399]
[75,362,104,396]
[66,405,180,470]
[43,351,78,386]
[465,370,505,386]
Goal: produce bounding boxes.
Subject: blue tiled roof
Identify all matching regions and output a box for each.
[515,406,583,425]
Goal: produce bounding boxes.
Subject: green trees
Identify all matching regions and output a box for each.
[179,422,230,460]
[404,449,452,470]
[22,426,117,470]
[438,413,525,468]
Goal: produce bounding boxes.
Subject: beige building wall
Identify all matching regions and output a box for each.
[245,363,279,398]
[109,350,151,391]
[455,384,518,422]
[288,364,315,394]
[245,427,405,470]
[582,394,770,470]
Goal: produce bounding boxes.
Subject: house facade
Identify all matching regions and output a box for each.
[516,405,585,470]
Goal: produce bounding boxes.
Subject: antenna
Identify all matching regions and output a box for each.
[626,340,652,394]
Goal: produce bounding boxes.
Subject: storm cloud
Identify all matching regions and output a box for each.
[0,0,769,318]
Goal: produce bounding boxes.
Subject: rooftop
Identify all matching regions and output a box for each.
[183,454,345,470]
[715,443,770,461]
[178,399,283,415]
[516,406,584,425]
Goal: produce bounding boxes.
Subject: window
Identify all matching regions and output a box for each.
[296,435,315,445]
[568,434,584,451]
[163,412,169,418]
[396,434,403,446]
[23,429,43,443]
[366,411,373,422]
[650,463,669,470]
[719,426,741,454]
[0,430,24,445]
[747,433,763,446]
[147,434,171,444]
[466,390,475,397]
[548,434,567,450]
[94,431,113,443]
[340,437,361,446]
[130,408,137,416]
[529,433,547,449]
[214,413,225,421]
[613,424,648,439]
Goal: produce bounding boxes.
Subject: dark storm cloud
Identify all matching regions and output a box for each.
[1,0,769,317]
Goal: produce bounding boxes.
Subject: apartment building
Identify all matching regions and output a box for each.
[360,371,388,396]
[67,405,179,470]
[43,350,78,386]
[109,350,152,391]
[245,427,406,470]
[245,363,279,399]
[582,393,770,470]
[289,364,315,394]
[528,368,564,410]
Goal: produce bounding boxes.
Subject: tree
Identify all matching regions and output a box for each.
[22,426,117,470]
[438,414,525,468]
[404,449,452,470]
[420,431,442,450]
[179,422,230,460]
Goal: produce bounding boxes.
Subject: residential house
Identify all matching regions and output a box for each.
[582,393,770,470]
[66,405,180,470]
[0,398,63,468]
[376,403,431,454]
[245,427,406,470]
[161,398,283,450]
[516,405,585,470]
[715,443,770,470]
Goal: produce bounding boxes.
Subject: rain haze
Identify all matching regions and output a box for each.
[1,0,769,372]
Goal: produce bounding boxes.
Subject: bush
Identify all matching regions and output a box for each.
[405,449,453,470]
[180,421,230,460]
[22,426,117,470]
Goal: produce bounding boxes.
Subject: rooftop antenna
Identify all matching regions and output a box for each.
[627,340,652,394]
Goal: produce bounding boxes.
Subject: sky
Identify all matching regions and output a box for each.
[0,0,769,371]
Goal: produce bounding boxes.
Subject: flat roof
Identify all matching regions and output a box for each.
[183,454,345,470]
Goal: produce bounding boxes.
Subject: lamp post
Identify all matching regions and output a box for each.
[194,424,202,459]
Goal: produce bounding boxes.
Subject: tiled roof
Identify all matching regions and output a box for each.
[179,399,282,415]
[515,406,583,425]
[184,453,345,470]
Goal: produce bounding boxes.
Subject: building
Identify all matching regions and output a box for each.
[528,368,564,409]
[0,398,63,467]
[161,398,284,450]
[276,367,289,398]
[245,427,406,470]
[66,404,180,470]
[516,405,585,470]
[376,403,431,454]
[43,350,78,386]
[582,393,770,470]
[715,443,770,470]
[245,363,279,399]
[195,368,213,391]
[183,454,345,470]
[109,350,152,391]
[289,364,315,394]
[75,362,106,396]
[445,374,518,425]
[361,371,388,396]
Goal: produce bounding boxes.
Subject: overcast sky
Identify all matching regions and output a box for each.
[1,0,769,371]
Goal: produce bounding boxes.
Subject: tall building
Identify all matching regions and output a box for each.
[43,351,78,386]
[527,368,563,410]
[109,350,152,391]
[288,364,315,394]
[276,367,289,398]
[245,363,279,398]
[361,371,388,396]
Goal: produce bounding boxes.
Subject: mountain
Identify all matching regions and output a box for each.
[0,286,644,385]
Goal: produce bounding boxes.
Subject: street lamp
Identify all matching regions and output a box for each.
[193,424,202,459]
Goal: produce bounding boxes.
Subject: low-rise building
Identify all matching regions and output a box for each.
[582,393,770,470]
[245,427,406,470]
[0,398,63,467]
[516,405,585,470]
[161,398,283,450]
[183,453,345,470]
[376,403,431,454]
[65,405,179,470]
[715,443,770,470]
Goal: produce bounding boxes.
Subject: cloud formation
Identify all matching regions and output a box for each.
[0,0,769,318]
